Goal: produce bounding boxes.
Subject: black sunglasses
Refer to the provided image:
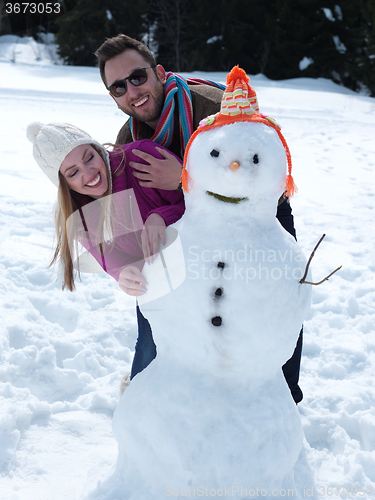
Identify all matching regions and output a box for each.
[107,67,156,97]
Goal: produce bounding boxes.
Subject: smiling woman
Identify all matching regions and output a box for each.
[26,122,184,291]
[26,121,185,388]
[60,144,109,199]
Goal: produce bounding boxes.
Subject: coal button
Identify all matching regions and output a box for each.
[211,316,222,327]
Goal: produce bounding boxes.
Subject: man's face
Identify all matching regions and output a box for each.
[104,49,166,129]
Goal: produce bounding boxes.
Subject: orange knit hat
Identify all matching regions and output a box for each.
[182,66,296,198]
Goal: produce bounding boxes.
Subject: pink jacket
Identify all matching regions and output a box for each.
[73,140,185,281]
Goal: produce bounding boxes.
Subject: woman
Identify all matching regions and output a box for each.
[27,122,185,387]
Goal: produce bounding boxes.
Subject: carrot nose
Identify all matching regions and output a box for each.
[229,161,240,171]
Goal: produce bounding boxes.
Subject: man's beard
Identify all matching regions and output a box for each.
[118,79,165,126]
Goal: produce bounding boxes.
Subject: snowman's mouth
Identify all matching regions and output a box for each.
[206,191,248,204]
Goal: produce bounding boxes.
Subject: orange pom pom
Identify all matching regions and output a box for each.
[226,65,249,85]
[284,173,297,198]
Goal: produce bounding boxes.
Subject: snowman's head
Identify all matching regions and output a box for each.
[182,67,296,215]
[183,120,289,213]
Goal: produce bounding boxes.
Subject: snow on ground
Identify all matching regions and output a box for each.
[0,36,375,499]
[0,34,62,65]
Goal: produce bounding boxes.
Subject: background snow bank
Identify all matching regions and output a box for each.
[0,35,375,499]
[0,34,62,65]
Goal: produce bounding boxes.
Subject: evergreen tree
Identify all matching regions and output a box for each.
[49,0,375,95]
[185,0,228,71]
[155,0,229,72]
[264,0,337,80]
[359,0,375,94]
[318,0,369,92]
[55,0,149,66]
[185,0,276,73]
[153,0,277,73]
[258,0,374,94]
[150,0,196,71]
[217,0,276,74]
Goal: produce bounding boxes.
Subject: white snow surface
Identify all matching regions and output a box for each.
[1,36,375,499]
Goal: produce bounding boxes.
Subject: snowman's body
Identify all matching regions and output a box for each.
[111,121,311,499]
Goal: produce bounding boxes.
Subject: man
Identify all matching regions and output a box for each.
[95,34,304,404]
[95,34,224,191]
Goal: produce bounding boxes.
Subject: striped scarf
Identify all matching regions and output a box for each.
[129,73,225,156]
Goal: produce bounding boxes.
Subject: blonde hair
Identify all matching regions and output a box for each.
[50,144,121,291]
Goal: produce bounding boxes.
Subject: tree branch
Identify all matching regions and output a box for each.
[300,234,342,285]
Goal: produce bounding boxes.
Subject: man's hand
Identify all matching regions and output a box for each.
[118,266,147,296]
[142,213,166,262]
[129,147,182,190]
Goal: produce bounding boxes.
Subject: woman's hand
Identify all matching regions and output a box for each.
[118,266,147,296]
[142,213,166,262]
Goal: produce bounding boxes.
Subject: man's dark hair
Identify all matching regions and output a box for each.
[95,34,157,86]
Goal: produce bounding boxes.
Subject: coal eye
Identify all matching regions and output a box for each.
[210,149,220,158]
[253,154,259,164]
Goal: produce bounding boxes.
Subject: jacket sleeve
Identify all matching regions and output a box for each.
[116,121,133,145]
[75,203,145,282]
[129,140,186,227]
[116,120,155,145]
[189,85,223,129]
[146,189,185,226]
[79,231,145,282]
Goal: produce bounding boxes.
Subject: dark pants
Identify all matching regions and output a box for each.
[130,305,157,380]
[282,328,303,403]
[276,198,304,404]
[131,199,304,404]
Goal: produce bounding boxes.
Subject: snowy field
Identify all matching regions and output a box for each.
[1,35,375,499]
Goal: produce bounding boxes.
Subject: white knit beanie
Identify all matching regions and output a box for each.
[26,122,111,188]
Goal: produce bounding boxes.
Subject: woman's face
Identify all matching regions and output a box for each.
[60,144,109,199]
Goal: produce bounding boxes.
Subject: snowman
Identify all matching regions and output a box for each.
[102,67,312,500]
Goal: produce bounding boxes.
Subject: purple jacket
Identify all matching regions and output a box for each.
[110,140,185,224]
[74,140,185,281]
